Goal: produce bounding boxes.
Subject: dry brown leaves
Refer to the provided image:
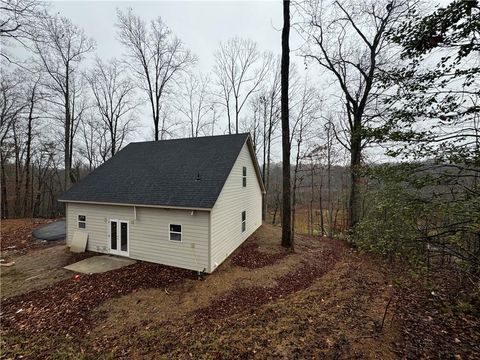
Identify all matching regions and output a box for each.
[0,218,58,255]
[196,239,345,322]
[230,241,289,269]
[1,262,194,337]
[392,268,480,359]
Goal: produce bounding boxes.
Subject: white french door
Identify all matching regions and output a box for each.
[109,219,129,256]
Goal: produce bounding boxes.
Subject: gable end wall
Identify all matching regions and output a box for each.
[209,142,263,272]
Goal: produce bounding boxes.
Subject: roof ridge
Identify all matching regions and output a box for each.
[129,133,249,145]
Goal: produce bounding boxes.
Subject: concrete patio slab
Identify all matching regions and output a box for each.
[64,255,136,274]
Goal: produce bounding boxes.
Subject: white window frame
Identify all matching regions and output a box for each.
[242,166,247,187]
[169,223,183,242]
[78,214,86,229]
[241,211,246,233]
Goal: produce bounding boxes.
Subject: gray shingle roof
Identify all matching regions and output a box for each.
[59,133,252,209]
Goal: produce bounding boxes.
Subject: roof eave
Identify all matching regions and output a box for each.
[245,135,267,194]
[58,199,212,211]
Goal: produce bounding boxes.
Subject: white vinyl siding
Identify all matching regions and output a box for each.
[66,203,209,272]
[209,142,262,272]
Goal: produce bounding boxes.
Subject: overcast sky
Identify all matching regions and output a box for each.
[47,0,312,150]
[52,0,290,76]
[37,0,446,164]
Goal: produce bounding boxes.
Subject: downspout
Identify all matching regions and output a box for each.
[207,211,212,273]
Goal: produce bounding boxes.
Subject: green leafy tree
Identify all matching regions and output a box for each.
[374,0,479,164]
[356,1,480,275]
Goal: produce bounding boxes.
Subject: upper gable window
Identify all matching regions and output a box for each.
[242,166,247,187]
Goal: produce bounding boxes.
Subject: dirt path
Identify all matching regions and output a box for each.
[1,245,78,299]
[1,218,99,299]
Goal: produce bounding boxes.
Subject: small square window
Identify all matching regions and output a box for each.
[169,224,182,241]
[241,211,246,233]
[242,167,247,187]
[78,215,86,229]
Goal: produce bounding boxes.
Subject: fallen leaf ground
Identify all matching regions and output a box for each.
[1,219,479,359]
[1,218,57,256]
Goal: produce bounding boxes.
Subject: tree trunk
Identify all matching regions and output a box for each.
[0,151,9,219]
[235,96,239,134]
[64,91,72,191]
[348,118,362,228]
[23,92,35,217]
[292,138,301,235]
[334,206,340,235]
[30,164,35,215]
[281,0,292,249]
[327,124,333,238]
[272,201,278,225]
[111,127,116,157]
[12,122,23,218]
[319,174,324,237]
[310,164,314,236]
[154,113,159,141]
[265,112,273,223]
[262,102,267,221]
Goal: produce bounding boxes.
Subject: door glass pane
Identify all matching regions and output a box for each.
[121,222,128,252]
[111,221,117,250]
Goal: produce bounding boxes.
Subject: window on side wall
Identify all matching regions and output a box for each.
[169,224,182,241]
[242,166,247,187]
[241,211,246,233]
[78,215,86,229]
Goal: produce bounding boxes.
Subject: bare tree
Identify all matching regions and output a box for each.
[214,37,272,134]
[0,0,46,62]
[241,95,263,154]
[0,70,25,218]
[116,9,196,141]
[33,14,95,189]
[281,0,293,248]
[174,72,213,137]
[21,74,45,217]
[86,57,138,158]
[324,118,335,237]
[300,0,410,228]
[78,114,105,171]
[146,103,182,140]
[261,60,282,221]
[290,80,321,235]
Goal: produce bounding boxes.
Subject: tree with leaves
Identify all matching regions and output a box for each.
[355,0,480,274]
[300,0,411,228]
[376,0,479,165]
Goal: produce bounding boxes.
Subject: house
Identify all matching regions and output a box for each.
[58,133,265,273]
